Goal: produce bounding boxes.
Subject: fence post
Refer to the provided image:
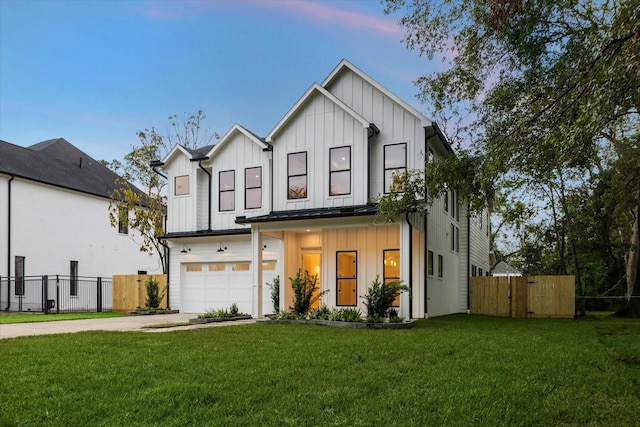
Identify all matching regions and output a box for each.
[56,275,60,314]
[97,277,103,313]
[43,275,49,314]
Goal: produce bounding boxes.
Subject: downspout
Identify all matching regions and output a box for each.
[405,213,413,319]
[150,160,170,308]
[197,161,212,232]
[262,145,273,212]
[424,213,428,318]
[467,204,471,312]
[7,175,14,310]
[367,124,380,200]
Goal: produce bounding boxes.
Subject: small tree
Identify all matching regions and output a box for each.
[145,277,165,309]
[267,275,280,314]
[289,269,328,317]
[361,275,408,320]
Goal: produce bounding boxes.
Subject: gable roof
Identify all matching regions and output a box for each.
[492,261,522,276]
[322,59,432,128]
[205,124,270,159]
[0,138,142,199]
[266,82,370,143]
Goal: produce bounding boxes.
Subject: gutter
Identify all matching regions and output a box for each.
[424,213,428,318]
[367,123,380,200]
[405,213,413,319]
[6,175,14,310]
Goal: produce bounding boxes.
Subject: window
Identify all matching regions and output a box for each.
[336,251,357,306]
[455,227,460,253]
[70,261,78,296]
[438,255,444,278]
[175,175,189,196]
[329,146,351,196]
[15,256,25,296]
[186,264,203,272]
[219,170,235,211]
[288,152,307,199]
[444,190,449,213]
[471,265,477,276]
[451,223,455,251]
[245,167,262,209]
[384,249,401,307]
[232,263,250,271]
[208,263,225,272]
[451,191,456,219]
[384,143,407,193]
[479,268,484,276]
[427,250,434,276]
[262,261,276,271]
[455,192,460,222]
[118,207,128,234]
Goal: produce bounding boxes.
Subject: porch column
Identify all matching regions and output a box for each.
[399,218,412,319]
[251,227,263,318]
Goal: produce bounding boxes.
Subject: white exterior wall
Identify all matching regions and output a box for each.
[205,132,271,228]
[0,177,161,278]
[271,92,369,211]
[470,208,492,274]
[0,175,8,277]
[165,154,198,233]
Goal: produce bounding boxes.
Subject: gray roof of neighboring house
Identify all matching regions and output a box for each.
[0,138,143,199]
[492,261,522,276]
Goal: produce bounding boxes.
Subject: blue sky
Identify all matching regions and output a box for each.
[0,0,440,163]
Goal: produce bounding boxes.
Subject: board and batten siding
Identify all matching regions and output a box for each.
[205,132,271,230]
[271,92,368,211]
[166,155,198,234]
[325,69,426,198]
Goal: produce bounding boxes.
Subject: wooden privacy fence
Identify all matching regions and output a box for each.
[112,274,167,312]
[470,275,575,318]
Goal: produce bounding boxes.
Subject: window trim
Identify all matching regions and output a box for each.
[438,254,444,278]
[383,143,407,194]
[329,146,351,196]
[244,166,262,210]
[287,151,308,200]
[427,250,434,276]
[219,170,235,212]
[174,175,190,196]
[383,249,401,307]
[336,250,358,307]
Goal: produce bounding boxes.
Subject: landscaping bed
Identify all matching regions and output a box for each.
[266,318,414,329]
[128,309,179,315]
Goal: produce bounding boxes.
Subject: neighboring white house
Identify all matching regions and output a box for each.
[157,59,492,318]
[0,138,162,311]
[491,261,523,277]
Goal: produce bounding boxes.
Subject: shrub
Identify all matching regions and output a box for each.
[361,275,408,319]
[290,269,329,317]
[145,277,165,309]
[309,305,330,320]
[267,275,280,314]
[198,304,249,319]
[341,308,363,322]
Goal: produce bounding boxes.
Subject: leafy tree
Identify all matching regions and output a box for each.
[382,0,640,315]
[106,111,216,273]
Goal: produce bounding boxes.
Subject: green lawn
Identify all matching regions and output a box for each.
[0,311,122,324]
[1,315,638,426]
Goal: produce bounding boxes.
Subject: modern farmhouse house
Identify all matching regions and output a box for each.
[157,59,491,318]
[0,138,162,311]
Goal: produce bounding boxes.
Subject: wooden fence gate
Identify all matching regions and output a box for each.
[112,274,167,312]
[470,275,575,318]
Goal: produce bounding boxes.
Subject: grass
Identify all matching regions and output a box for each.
[0,314,639,426]
[0,311,122,324]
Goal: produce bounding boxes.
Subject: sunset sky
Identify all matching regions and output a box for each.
[0,0,442,162]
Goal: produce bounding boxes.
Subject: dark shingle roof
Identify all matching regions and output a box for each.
[184,144,216,160]
[0,138,143,199]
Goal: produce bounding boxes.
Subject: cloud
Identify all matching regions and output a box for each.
[137,0,402,37]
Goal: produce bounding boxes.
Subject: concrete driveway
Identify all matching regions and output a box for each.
[0,313,258,339]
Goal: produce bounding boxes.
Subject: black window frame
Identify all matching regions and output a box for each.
[427,250,434,276]
[287,151,308,200]
[438,254,444,278]
[15,256,25,296]
[219,170,235,212]
[70,260,78,296]
[336,250,358,307]
[383,143,407,193]
[383,249,401,307]
[244,166,262,210]
[329,146,351,196]
[174,175,190,196]
[118,207,128,235]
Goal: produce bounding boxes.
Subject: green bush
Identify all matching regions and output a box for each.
[290,269,328,317]
[198,304,249,319]
[309,305,330,320]
[267,275,280,314]
[144,277,165,309]
[361,275,408,319]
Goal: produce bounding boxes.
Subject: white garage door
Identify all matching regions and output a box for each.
[182,262,253,314]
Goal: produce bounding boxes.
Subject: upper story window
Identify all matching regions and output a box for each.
[219,170,235,212]
[118,207,128,234]
[444,190,449,213]
[329,146,351,196]
[287,152,307,199]
[245,167,262,209]
[175,175,189,196]
[384,143,407,193]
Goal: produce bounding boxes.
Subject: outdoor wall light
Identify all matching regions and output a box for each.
[217,244,227,252]
[180,246,191,254]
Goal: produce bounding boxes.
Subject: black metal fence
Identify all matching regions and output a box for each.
[0,275,112,313]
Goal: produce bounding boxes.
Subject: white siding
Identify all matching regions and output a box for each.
[0,177,161,278]
[165,155,197,233]
[271,92,368,211]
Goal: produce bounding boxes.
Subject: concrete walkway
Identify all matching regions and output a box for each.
[0,313,258,339]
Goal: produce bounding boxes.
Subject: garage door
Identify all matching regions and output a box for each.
[182,262,253,314]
